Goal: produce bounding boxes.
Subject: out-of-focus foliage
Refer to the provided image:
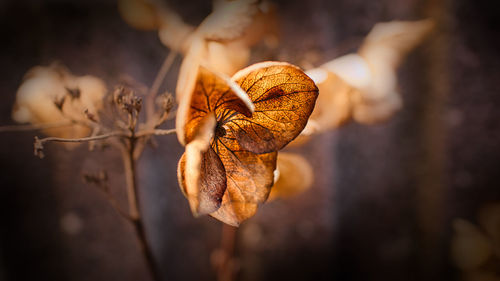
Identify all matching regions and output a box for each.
[12,64,106,141]
[304,19,434,134]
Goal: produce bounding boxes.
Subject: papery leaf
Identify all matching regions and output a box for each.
[178,114,228,215]
[268,152,313,200]
[224,62,318,154]
[156,2,195,52]
[176,64,254,145]
[351,89,402,124]
[209,136,277,226]
[359,19,434,69]
[197,0,258,42]
[305,68,355,131]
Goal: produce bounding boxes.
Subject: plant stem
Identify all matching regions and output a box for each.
[146,51,177,121]
[37,131,127,144]
[121,139,161,281]
[215,224,238,281]
[135,128,177,138]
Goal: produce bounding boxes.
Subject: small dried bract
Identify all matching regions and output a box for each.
[177,61,318,226]
[12,63,106,141]
[268,152,314,201]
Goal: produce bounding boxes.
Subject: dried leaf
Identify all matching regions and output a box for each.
[227,62,319,153]
[209,145,277,226]
[176,65,254,145]
[268,152,313,200]
[298,19,433,135]
[178,113,227,215]
[177,61,318,225]
[157,3,195,52]
[359,19,435,69]
[197,0,259,42]
[305,68,354,132]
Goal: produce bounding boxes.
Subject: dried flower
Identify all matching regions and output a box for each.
[177,62,318,226]
[12,64,106,140]
[303,19,434,134]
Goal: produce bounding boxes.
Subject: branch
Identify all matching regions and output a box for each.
[135,128,177,138]
[146,51,178,120]
[34,131,128,158]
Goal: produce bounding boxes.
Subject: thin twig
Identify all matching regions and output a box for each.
[135,128,177,138]
[146,51,177,120]
[36,131,128,144]
[0,120,74,132]
[120,140,161,281]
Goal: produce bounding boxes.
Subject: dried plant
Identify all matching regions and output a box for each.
[177,62,318,226]
[0,2,438,280]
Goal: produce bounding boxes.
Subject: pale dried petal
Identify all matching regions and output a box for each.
[197,0,258,42]
[268,152,314,200]
[12,64,106,141]
[305,68,354,132]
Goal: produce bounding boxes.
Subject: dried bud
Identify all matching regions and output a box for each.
[54,96,66,111]
[65,87,81,99]
[83,170,108,187]
[34,136,45,159]
[84,109,97,122]
[157,92,174,113]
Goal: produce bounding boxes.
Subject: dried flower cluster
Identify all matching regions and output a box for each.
[6,1,436,229]
[177,62,318,226]
[12,63,106,141]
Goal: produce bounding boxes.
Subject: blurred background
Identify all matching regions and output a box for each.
[1,0,499,280]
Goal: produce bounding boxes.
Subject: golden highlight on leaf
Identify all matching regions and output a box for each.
[177,61,319,226]
[229,62,319,153]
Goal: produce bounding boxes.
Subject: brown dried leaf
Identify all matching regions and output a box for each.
[197,0,259,42]
[209,144,277,226]
[176,65,254,145]
[226,62,319,153]
[178,61,318,226]
[177,114,228,215]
